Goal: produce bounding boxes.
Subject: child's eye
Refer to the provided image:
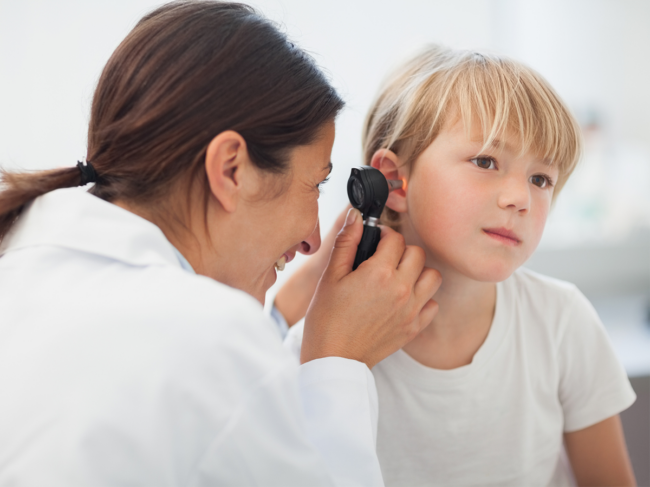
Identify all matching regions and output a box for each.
[529,174,553,188]
[470,157,496,170]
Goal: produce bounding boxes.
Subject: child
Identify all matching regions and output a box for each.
[280,45,637,486]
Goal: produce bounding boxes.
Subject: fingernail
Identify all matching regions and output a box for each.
[345,208,360,226]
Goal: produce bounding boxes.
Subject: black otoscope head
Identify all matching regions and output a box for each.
[347,167,404,269]
[347,167,390,220]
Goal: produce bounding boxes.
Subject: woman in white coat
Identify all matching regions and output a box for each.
[0,2,440,486]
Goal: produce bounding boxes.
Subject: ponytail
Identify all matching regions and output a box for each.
[0,167,81,242]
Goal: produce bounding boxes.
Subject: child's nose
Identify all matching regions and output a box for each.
[497,176,530,213]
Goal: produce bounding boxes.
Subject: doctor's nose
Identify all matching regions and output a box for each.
[298,220,321,256]
[497,176,530,213]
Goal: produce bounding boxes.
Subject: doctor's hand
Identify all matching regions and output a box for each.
[274,205,350,327]
[301,208,441,369]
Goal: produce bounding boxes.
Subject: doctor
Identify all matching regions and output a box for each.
[0,2,440,486]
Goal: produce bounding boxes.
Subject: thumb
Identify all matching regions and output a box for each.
[325,208,363,280]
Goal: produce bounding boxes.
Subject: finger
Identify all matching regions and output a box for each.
[325,208,364,280]
[413,268,442,304]
[415,299,439,333]
[320,204,352,257]
[396,245,427,279]
[332,204,352,233]
[402,299,439,347]
[310,205,352,271]
[369,226,406,269]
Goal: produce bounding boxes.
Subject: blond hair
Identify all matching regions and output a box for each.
[363,45,582,228]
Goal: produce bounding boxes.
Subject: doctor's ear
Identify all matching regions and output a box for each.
[370,149,408,213]
[204,131,252,213]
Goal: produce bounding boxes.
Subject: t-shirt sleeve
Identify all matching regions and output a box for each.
[557,288,636,432]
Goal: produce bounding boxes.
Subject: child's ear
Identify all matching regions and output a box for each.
[370,149,408,213]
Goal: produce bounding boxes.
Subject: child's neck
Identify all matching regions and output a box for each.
[399,220,497,370]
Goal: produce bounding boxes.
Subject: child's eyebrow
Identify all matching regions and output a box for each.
[488,138,517,153]
[470,137,554,166]
[469,137,516,154]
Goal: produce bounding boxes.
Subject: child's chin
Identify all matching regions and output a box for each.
[461,262,517,283]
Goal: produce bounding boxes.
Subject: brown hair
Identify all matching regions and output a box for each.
[0,1,343,241]
[364,45,581,229]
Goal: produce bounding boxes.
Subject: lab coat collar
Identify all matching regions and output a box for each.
[0,187,183,270]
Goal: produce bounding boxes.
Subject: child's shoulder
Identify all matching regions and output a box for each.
[511,266,577,291]
[508,266,581,306]
[504,267,601,340]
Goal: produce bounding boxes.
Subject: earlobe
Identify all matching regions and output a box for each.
[204,131,248,213]
[370,149,408,213]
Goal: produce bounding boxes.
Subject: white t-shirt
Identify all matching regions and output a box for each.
[285,268,636,487]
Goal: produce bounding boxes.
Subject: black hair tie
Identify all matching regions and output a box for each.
[77,161,98,186]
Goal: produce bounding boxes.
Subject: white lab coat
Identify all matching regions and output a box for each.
[0,188,383,486]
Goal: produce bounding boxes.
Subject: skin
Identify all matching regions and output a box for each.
[116,121,442,369]
[565,415,636,486]
[276,117,636,485]
[198,127,331,304]
[275,204,350,326]
[376,118,558,370]
[119,127,328,304]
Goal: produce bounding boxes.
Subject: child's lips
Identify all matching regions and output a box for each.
[483,227,521,246]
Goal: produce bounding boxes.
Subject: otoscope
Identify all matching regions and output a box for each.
[347,167,404,270]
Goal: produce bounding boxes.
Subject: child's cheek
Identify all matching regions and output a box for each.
[407,169,480,252]
[527,199,551,252]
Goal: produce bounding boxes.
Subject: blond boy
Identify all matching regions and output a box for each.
[278,46,636,486]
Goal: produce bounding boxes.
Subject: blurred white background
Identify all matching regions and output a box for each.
[1,0,649,480]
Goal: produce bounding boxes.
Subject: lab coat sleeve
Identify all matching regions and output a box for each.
[284,321,383,485]
[189,354,383,487]
[299,357,383,486]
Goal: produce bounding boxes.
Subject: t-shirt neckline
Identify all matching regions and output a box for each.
[388,278,513,388]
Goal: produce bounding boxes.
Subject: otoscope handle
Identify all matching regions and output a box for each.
[353,224,381,270]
